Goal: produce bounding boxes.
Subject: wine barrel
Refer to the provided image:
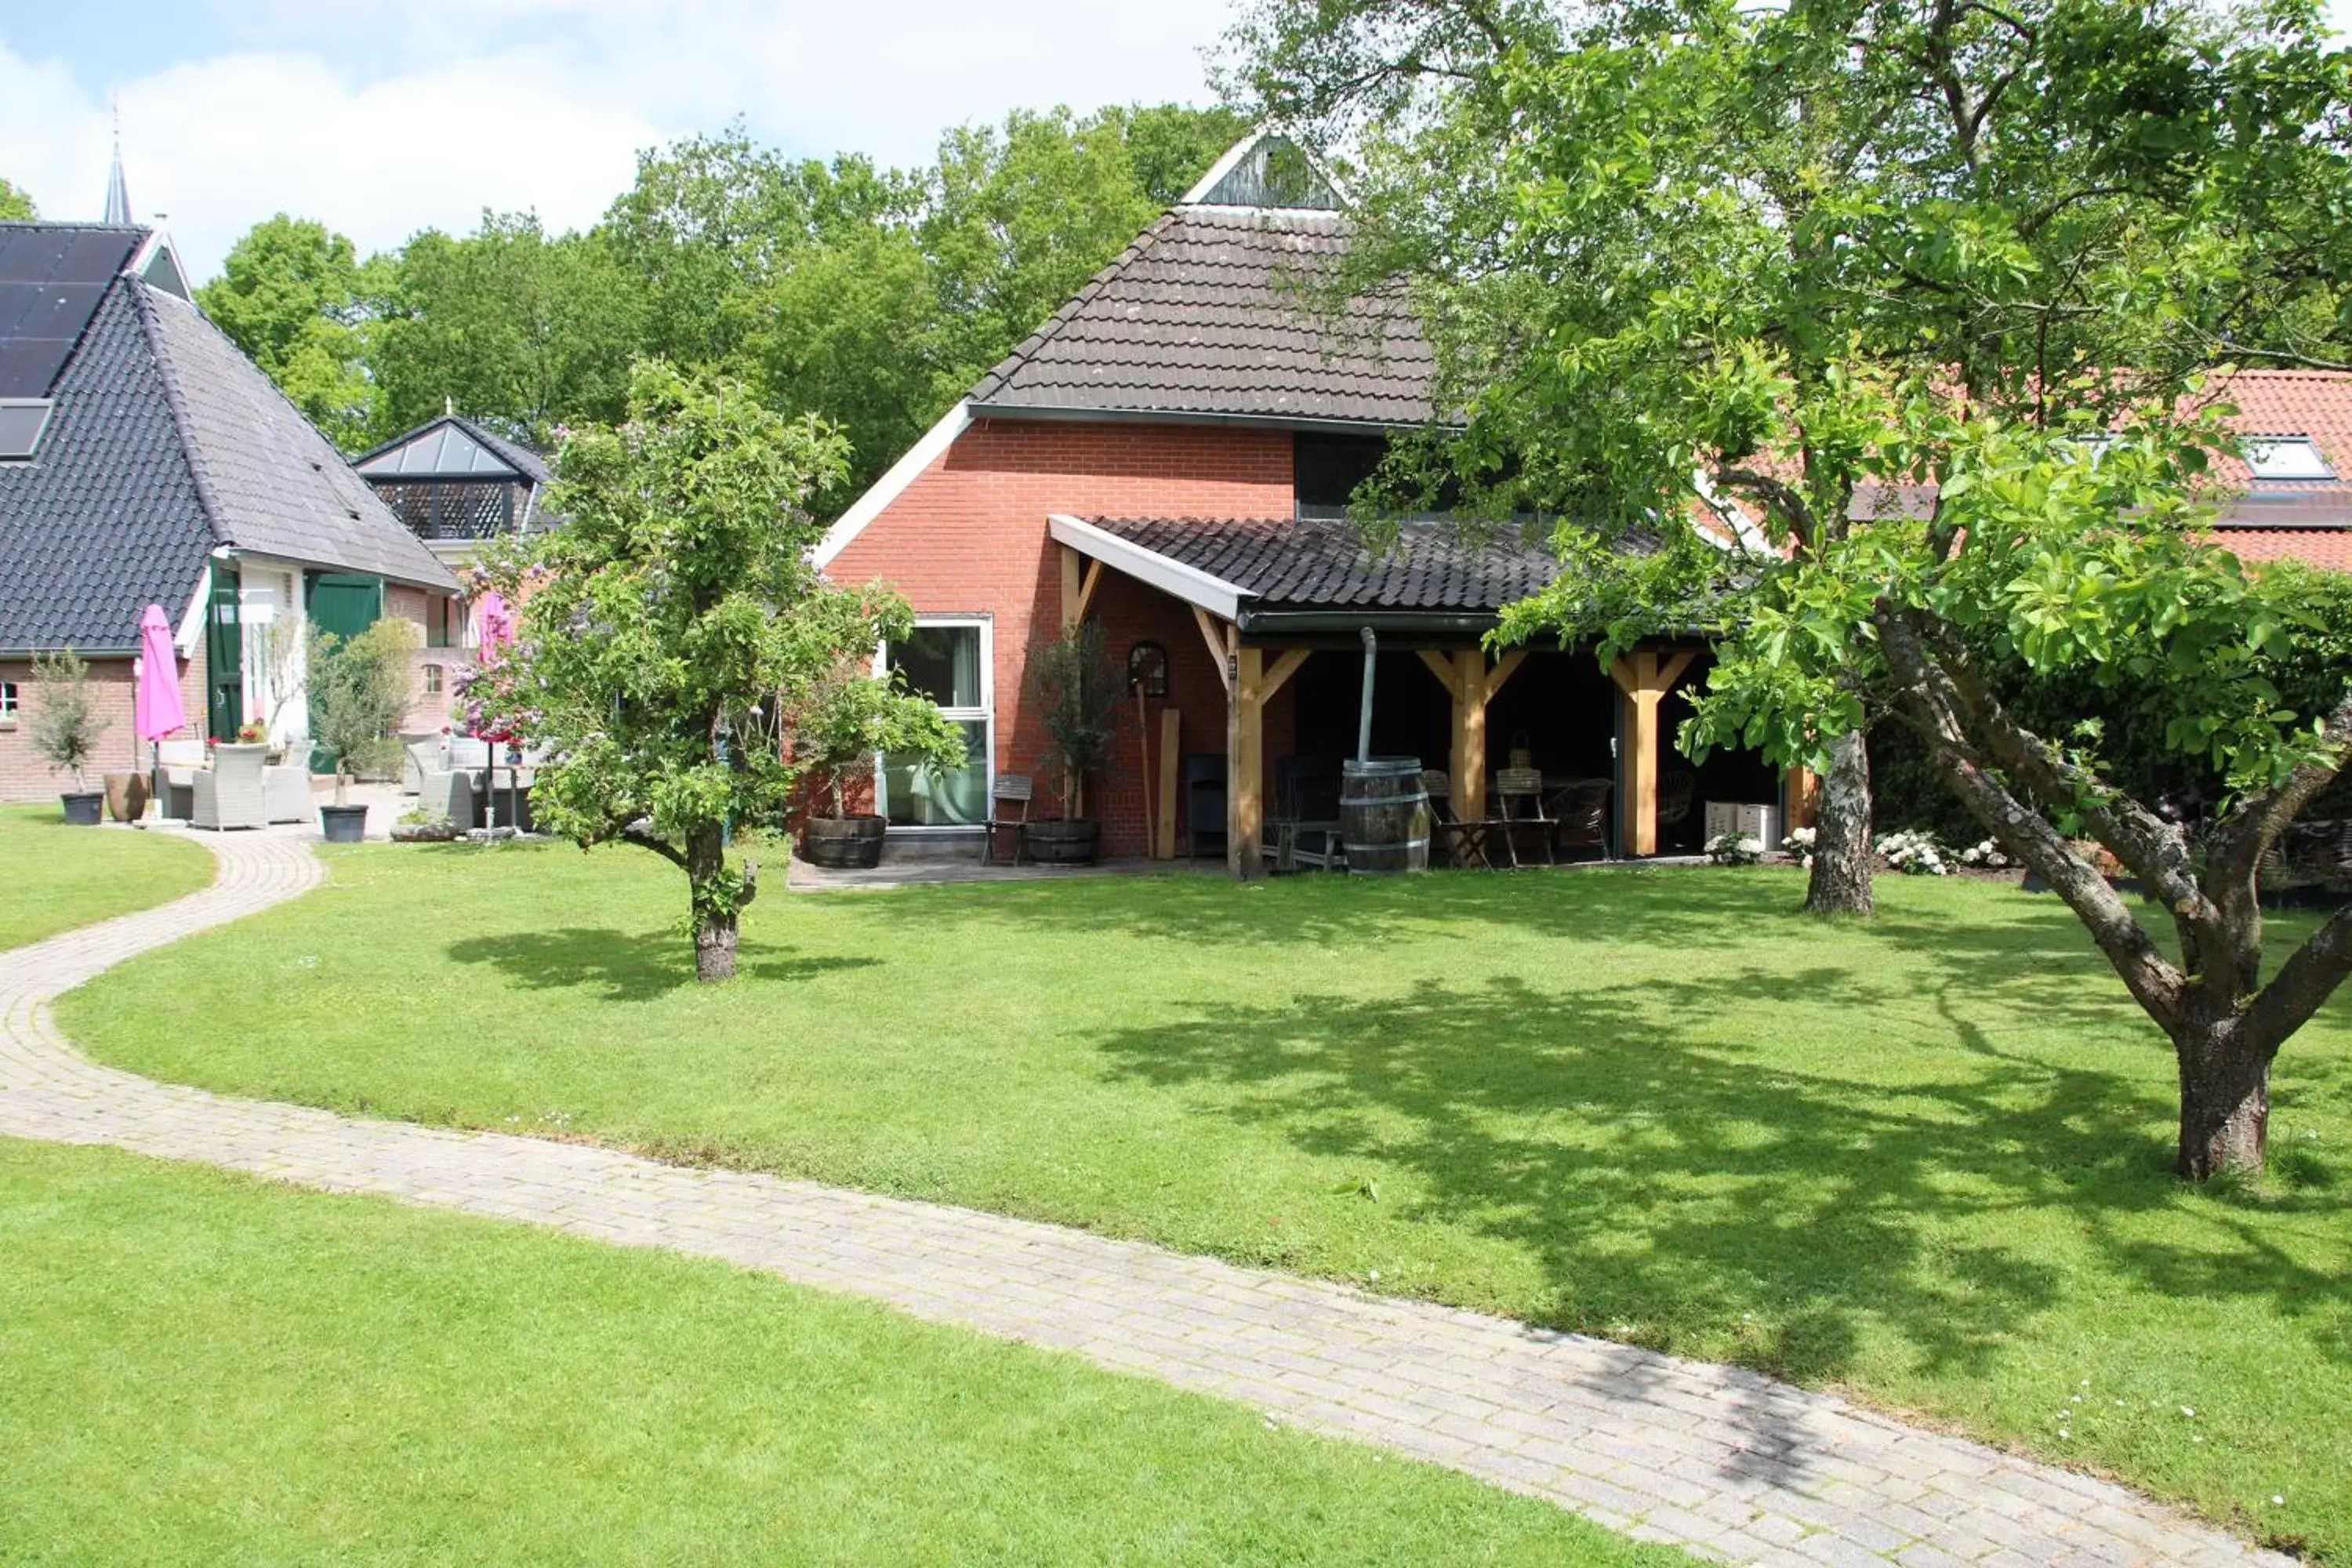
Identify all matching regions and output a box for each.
[1341,757,1430,874]
[802,814,887,869]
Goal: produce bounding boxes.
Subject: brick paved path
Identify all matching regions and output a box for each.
[0,830,2286,1568]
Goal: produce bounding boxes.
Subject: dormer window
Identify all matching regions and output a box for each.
[0,398,53,460]
[2244,436,2335,481]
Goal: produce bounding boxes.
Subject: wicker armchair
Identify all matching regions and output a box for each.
[190,744,269,831]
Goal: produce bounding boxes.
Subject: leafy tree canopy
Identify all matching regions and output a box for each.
[196,215,378,447]
[1236,0,2352,1178]
[0,177,34,220]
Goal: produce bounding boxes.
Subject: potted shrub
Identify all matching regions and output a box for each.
[29,648,110,825]
[794,656,965,869]
[1022,620,1122,865]
[308,619,419,844]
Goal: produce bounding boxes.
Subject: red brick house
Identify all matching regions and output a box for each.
[822,133,2352,873]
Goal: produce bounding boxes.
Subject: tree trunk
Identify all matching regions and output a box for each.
[687,823,738,983]
[1805,728,1874,916]
[2175,1018,2270,1180]
[695,909,740,982]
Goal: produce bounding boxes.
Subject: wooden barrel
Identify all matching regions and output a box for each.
[801,814,887,869]
[1341,757,1430,874]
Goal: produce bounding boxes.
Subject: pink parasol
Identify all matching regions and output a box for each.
[474,590,514,660]
[132,604,185,741]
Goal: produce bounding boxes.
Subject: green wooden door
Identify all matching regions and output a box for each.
[204,563,241,743]
[304,572,383,771]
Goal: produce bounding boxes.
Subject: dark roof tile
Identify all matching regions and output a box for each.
[1091,515,1562,613]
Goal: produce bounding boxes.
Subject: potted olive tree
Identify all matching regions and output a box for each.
[1022,620,1122,865]
[308,619,419,843]
[30,648,109,825]
[795,653,966,869]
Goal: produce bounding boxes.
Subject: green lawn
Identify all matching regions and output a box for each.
[0,804,213,952]
[62,844,2352,1561]
[0,1137,1668,1566]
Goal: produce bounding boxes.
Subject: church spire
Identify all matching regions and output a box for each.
[103,100,132,225]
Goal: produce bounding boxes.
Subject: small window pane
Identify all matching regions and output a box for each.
[0,681,17,714]
[890,625,982,710]
[0,401,51,459]
[882,718,987,826]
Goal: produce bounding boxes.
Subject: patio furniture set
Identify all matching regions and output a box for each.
[399,731,542,833]
[151,740,315,830]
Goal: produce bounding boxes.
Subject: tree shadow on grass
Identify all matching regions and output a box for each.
[446,928,880,1002]
[1087,966,2349,1392]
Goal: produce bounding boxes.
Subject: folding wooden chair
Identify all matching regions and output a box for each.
[982,773,1032,865]
[1495,766,1556,867]
[1422,769,1495,868]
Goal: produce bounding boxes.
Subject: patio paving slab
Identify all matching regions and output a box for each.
[0,829,2290,1568]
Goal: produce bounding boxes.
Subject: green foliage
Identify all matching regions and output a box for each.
[474,360,927,962]
[196,216,376,447]
[793,648,966,821]
[27,648,107,792]
[1025,619,1126,817]
[205,103,1240,499]
[308,620,419,798]
[368,213,641,442]
[0,176,35,220]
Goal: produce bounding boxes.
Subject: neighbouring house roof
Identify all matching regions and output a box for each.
[0,276,211,652]
[354,413,553,487]
[0,222,456,654]
[966,205,1436,428]
[1051,513,1570,630]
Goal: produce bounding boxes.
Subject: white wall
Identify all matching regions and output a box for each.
[235,556,310,748]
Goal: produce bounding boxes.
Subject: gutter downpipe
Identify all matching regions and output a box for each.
[1357,626,1377,764]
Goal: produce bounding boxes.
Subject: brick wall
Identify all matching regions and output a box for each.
[0,644,206,805]
[384,584,460,734]
[829,418,1294,857]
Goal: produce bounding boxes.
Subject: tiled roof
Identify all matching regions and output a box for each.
[968,208,1436,426]
[0,279,212,652]
[139,287,456,592]
[1091,515,1563,613]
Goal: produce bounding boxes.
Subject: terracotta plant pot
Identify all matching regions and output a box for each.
[59,791,103,826]
[318,804,368,844]
[103,771,149,822]
[801,814,886,869]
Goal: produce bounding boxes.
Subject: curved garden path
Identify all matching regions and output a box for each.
[0,829,2287,1568]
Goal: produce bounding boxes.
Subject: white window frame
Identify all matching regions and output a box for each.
[2244,436,2336,481]
[0,679,17,730]
[873,613,994,832]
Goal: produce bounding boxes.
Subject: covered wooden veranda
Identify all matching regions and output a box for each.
[1048,514,1810,879]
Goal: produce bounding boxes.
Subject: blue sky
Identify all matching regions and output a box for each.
[0,0,1236,281]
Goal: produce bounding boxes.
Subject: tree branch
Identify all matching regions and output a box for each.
[2241,899,2352,1049]
[621,822,688,870]
[2206,684,2352,890]
[1876,606,2187,1024]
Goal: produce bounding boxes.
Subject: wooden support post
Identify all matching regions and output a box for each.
[1227,639,1263,880]
[1610,648,1697,857]
[1260,648,1308,705]
[1156,707,1180,859]
[1191,605,1231,695]
[1059,546,1084,628]
[1452,649,1488,820]
[1785,764,1820,831]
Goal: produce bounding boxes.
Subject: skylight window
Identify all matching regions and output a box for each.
[2243,436,2335,481]
[0,398,53,460]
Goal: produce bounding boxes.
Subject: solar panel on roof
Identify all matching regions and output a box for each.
[0,226,141,397]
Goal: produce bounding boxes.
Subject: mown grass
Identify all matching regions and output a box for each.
[0,1137,1672,1566]
[63,843,2352,1559]
[0,804,213,952]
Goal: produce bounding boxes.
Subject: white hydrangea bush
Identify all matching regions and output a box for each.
[1875,829,1951,876]
[1782,826,1817,868]
[1958,838,2016,869]
[1705,831,1766,866]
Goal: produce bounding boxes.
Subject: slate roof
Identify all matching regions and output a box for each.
[355,413,553,486]
[1091,515,1564,615]
[0,279,211,652]
[967,207,1436,426]
[139,288,456,591]
[1,224,456,654]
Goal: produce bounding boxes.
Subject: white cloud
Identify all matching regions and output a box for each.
[0,1,1234,281]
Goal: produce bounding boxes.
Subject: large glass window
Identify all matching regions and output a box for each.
[877,619,992,827]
